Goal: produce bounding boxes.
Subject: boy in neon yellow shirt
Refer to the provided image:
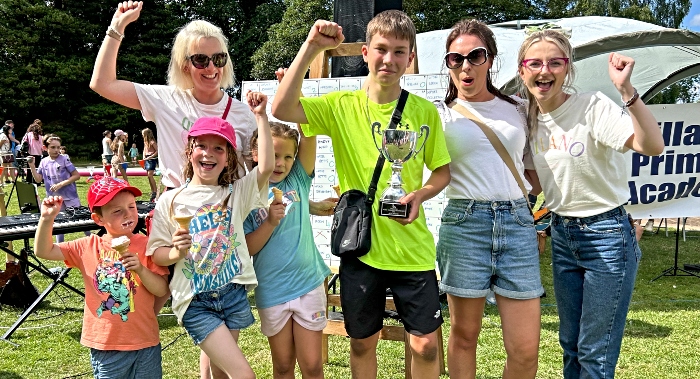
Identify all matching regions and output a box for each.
[272,10,451,378]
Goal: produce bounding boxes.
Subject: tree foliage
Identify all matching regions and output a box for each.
[0,0,695,161]
[250,0,332,80]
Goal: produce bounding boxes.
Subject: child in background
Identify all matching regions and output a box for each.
[146,91,273,379]
[110,129,129,182]
[59,146,70,160]
[244,120,330,379]
[33,177,169,378]
[129,143,139,166]
[141,128,158,202]
[27,134,87,242]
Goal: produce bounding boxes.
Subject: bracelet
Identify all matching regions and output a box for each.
[620,88,639,114]
[106,26,124,41]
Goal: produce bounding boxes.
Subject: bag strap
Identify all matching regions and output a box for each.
[448,102,530,203]
[222,96,233,119]
[366,89,410,205]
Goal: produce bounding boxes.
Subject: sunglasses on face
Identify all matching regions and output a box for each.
[444,47,489,69]
[189,53,228,69]
[521,57,570,73]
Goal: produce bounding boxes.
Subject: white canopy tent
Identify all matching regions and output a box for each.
[416,16,700,102]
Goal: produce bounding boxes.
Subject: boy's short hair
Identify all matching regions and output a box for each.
[366,10,416,52]
[88,177,142,212]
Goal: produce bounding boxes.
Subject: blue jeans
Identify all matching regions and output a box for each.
[550,206,641,379]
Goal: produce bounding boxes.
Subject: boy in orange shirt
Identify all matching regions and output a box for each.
[34,176,169,378]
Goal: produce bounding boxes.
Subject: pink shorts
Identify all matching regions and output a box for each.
[257,284,327,337]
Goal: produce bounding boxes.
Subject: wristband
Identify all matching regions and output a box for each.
[620,88,639,114]
[106,26,124,41]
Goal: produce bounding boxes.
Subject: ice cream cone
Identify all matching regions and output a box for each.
[111,236,131,256]
[174,215,193,229]
[173,205,193,229]
[271,187,283,202]
[332,185,341,197]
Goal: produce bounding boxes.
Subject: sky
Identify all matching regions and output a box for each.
[683,0,700,32]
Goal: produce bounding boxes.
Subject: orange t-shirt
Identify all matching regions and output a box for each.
[59,234,168,351]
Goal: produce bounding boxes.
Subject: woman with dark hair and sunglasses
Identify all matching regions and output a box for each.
[517,29,663,379]
[90,1,257,191]
[434,19,543,379]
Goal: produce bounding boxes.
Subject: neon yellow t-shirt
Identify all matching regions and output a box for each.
[301,90,451,271]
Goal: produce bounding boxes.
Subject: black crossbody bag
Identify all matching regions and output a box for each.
[330,89,409,258]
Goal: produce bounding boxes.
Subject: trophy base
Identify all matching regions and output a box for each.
[378,201,409,218]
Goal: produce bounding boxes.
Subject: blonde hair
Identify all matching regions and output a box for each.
[167,20,235,90]
[366,10,416,53]
[141,128,156,149]
[516,30,576,129]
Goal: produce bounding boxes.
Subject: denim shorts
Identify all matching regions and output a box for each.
[181,282,255,345]
[144,158,157,171]
[90,344,162,379]
[437,198,544,300]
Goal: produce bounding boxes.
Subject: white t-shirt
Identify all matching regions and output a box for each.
[0,133,10,155]
[102,137,113,156]
[145,170,267,323]
[134,84,257,188]
[530,91,634,217]
[436,97,533,201]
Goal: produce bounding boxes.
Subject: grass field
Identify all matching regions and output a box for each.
[0,176,698,378]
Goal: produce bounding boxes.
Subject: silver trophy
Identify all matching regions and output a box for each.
[372,122,429,218]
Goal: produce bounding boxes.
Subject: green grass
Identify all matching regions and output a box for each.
[0,178,699,378]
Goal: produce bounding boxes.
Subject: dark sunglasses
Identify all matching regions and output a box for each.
[189,53,228,69]
[444,47,489,69]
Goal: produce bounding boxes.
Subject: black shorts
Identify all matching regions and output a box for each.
[339,255,443,339]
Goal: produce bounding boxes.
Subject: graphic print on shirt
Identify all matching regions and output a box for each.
[94,248,139,322]
[251,189,301,225]
[532,132,586,157]
[183,200,243,293]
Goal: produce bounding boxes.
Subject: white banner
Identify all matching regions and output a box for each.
[626,103,700,219]
[242,76,700,266]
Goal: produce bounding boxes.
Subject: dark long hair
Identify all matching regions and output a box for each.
[444,19,516,106]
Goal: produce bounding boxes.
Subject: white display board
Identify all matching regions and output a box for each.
[242,74,449,267]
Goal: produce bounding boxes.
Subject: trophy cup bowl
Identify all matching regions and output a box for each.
[373,123,429,218]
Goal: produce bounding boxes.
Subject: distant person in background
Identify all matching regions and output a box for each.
[129,142,139,166]
[60,146,70,160]
[110,129,129,182]
[27,134,88,242]
[0,124,17,183]
[23,122,44,182]
[4,120,20,158]
[102,130,114,163]
[141,128,158,202]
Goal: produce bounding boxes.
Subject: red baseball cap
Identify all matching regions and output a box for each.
[187,117,237,150]
[88,177,142,211]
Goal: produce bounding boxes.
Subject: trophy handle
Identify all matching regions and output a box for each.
[413,125,430,156]
[372,122,383,153]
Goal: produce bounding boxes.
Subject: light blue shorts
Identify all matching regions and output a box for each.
[181,282,255,345]
[436,198,544,300]
[90,344,162,379]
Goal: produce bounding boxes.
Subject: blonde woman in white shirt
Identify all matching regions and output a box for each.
[517,29,663,379]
